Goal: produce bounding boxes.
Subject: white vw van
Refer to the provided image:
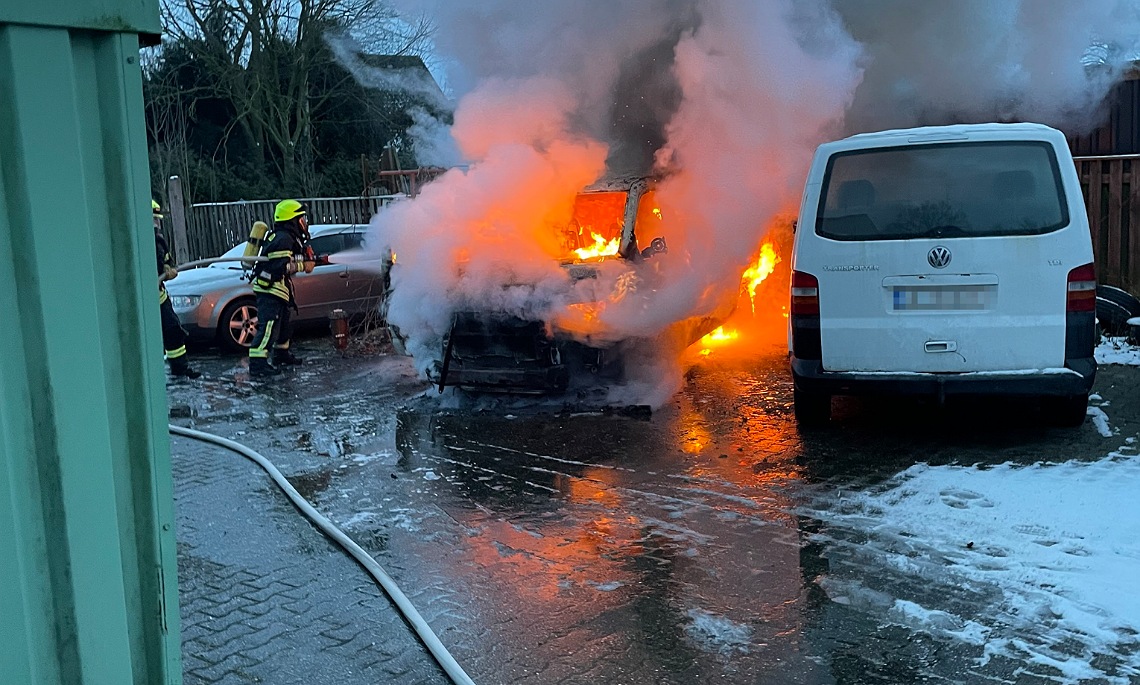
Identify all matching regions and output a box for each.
[789,123,1096,426]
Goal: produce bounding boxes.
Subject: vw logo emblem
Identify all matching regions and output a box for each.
[928,246,952,269]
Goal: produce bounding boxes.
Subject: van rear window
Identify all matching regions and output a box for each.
[816,141,1068,241]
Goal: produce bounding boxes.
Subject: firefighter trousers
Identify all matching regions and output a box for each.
[160,295,189,360]
[248,293,294,359]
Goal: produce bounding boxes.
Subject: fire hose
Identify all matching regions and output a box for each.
[168,425,477,685]
[159,256,267,285]
[159,253,331,284]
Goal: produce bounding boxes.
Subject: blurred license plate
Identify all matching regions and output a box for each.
[892,285,996,311]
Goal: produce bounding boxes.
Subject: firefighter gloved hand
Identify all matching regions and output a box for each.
[163,266,178,281]
[303,260,316,274]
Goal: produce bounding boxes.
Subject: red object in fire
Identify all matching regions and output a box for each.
[329,308,349,351]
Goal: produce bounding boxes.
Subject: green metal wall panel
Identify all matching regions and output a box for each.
[0,0,160,37]
[0,15,179,685]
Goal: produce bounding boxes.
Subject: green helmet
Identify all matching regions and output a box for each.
[274,199,307,223]
[152,199,164,219]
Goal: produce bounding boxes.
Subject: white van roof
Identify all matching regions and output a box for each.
[816,122,1068,158]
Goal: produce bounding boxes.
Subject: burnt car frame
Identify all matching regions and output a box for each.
[389,177,731,394]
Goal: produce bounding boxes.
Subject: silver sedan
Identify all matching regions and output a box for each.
[165,223,388,351]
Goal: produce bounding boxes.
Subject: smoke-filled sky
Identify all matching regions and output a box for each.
[368,0,1140,402]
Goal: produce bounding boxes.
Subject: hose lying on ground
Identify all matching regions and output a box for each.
[169,424,477,685]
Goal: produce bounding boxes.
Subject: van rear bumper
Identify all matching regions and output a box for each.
[790,356,1096,398]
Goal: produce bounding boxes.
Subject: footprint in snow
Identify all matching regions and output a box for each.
[939,488,994,509]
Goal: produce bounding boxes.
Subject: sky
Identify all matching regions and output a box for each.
[795,338,1140,683]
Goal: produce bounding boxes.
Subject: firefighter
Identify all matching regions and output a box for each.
[154,200,201,379]
[247,199,315,376]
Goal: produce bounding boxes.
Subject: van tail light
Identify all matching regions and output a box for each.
[1066,263,1096,312]
[791,271,820,316]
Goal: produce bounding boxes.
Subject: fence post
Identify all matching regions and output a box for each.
[167,176,188,263]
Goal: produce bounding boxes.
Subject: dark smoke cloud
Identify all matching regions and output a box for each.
[392,0,705,174]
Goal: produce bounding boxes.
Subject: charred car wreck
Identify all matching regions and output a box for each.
[391,177,727,395]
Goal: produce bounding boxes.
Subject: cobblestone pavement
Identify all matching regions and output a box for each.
[173,434,453,684]
[166,334,1140,684]
[169,339,452,685]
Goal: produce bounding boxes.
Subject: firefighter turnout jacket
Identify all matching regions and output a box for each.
[252,227,305,303]
[156,227,176,304]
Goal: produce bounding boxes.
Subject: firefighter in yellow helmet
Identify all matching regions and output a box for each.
[154,199,201,379]
[247,199,315,376]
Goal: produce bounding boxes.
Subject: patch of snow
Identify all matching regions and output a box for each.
[423,470,441,481]
[589,580,624,592]
[338,511,378,528]
[888,599,991,646]
[804,453,1140,683]
[1087,406,1114,437]
[685,608,752,654]
[351,450,399,465]
[1096,337,1140,366]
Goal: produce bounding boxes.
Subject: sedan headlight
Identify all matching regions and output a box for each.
[169,295,202,311]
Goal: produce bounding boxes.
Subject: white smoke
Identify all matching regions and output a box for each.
[364,0,1140,405]
[593,0,862,338]
[376,75,609,375]
[837,0,1140,134]
[324,33,450,111]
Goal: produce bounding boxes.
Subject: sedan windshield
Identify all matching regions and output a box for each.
[816,141,1068,241]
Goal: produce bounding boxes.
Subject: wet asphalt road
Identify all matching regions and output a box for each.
[166,334,1138,684]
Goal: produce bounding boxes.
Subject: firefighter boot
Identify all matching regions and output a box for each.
[272,348,304,366]
[168,356,202,379]
[249,356,283,377]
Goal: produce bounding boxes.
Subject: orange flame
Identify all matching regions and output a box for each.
[741,242,781,314]
[698,326,739,355]
[572,231,621,260]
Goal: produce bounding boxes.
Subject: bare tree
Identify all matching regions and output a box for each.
[159,0,436,192]
[141,47,195,202]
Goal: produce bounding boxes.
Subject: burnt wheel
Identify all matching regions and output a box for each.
[794,387,831,426]
[218,298,259,352]
[1043,394,1089,428]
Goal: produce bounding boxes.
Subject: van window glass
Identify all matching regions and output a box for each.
[816,142,1068,241]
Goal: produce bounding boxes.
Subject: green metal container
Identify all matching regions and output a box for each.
[0,2,179,683]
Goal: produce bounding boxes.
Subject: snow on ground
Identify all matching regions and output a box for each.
[804,450,1140,683]
[1096,337,1140,366]
[794,336,1140,680]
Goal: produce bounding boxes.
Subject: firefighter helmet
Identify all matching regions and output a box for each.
[274,199,307,223]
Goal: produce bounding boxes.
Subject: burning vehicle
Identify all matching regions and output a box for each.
[386,175,734,395]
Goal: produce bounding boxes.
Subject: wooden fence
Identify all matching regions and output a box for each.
[1075,155,1140,295]
[181,195,399,261]
[175,161,1140,295]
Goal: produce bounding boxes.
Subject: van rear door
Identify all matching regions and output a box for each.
[803,139,1085,373]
